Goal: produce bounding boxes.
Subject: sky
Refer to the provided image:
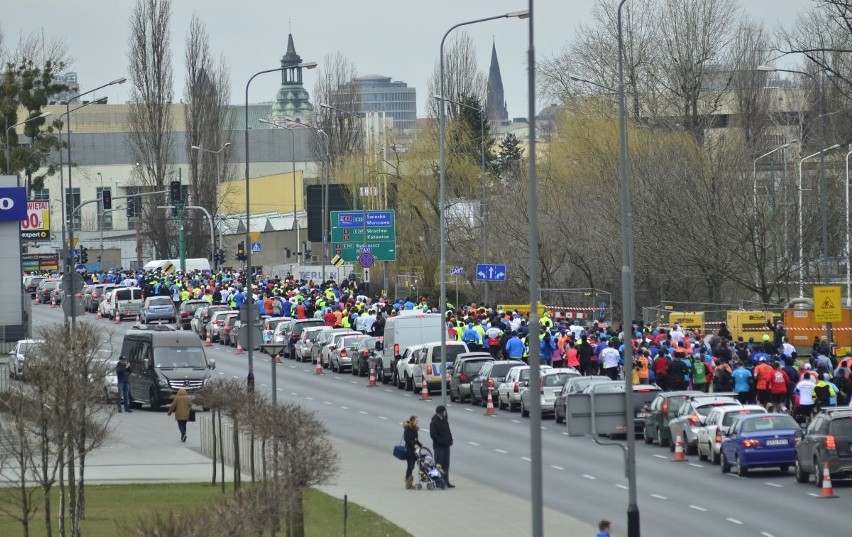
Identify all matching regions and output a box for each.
[0,0,813,119]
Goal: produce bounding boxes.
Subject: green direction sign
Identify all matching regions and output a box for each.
[330,210,397,262]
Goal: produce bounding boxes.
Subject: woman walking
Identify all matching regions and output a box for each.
[167,388,192,443]
[403,415,422,489]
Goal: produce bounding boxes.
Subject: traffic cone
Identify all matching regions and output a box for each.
[204,331,212,347]
[35,294,41,304]
[420,377,430,400]
[114,311,121,324]
[367,365,377,387]
[671,432,686,462]
[235,342,244,355]
[485,386,496,415]
[135,313,141,324]
[274,354,283,364]
[50,296,57,308]
[819,462,838,498]
[96,308,102,320]
[315,354,323,375]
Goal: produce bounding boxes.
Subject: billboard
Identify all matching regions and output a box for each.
[20,200,51,241]
[0,178,23,326]
[22,253,60,272]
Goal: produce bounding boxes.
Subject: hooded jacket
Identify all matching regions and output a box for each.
[167,389,192,421]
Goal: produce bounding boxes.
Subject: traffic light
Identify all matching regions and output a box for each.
[236,241,246,261]
[169,180,182,204]
[80,246,88,264]
[215,248,225,265]
[102,189,112,210]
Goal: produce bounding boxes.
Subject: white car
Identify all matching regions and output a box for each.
[519,368,581,417]
[696,405,767,464]
[99,289,116,317]
[497,364,553,412]
[294,326,329,362]
[8,339,44,380]
[207,310,238,342]
[321,331,360,369]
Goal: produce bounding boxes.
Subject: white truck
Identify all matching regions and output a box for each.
[380,310,443,385]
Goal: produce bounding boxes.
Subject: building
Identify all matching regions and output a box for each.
[47,72,81,105]
[333,75,417,130]
[270,34,314,123]
[486,42,508,123]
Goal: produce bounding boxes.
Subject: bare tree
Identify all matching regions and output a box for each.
[728,19,772,150]
[312,52,361,169]
[127,0,175,258]
[426,31,486,120]
[183,14,234,260]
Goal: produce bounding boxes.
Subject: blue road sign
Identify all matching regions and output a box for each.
[250,242,262,253]
[475,263,507,282]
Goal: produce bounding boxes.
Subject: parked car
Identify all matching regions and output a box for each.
[642,390,705,447]
[720,413,800,476]
[294,326,329,362]
[99,289,116,318]
[92,350,119,402]
[450,353,493,403]
[221,316,240,346]
[80,285,95,310]
[696,405,767,463]
[520,369,581,418]
[310,328,354,366]
[102,287,144,320]
[354,336,383,377]
[87,283,116,313]
[554,376,610,424]
[178,300,208,330]
[329,334,370,373]
[8,339,44,380]
[470,360,525,406]
[207,310,238,343]
[140,296,177,324]
[192,304,229,338]
[35,279,60,303]
[321,331,361,369]
[24,276,45,298]
[50,285,65,305]
[496,364,553,412]
[667,396,742,454]
[285,319,325,359]
[262,317,290,344]
[794,407,852,486]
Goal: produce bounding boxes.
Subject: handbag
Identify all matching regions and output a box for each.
[392,435,407,460]
[188,409,196,422]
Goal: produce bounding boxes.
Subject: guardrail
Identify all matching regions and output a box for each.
[199,414,265,476]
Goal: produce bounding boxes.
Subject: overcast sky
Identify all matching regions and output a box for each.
[1,0,812,119]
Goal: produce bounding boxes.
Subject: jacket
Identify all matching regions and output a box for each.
[430,413,453,449]
[167,389,193,421]
[403,421,421,460]
[115,360,131,384]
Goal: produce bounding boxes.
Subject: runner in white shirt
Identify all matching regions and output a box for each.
[795,372,817,422]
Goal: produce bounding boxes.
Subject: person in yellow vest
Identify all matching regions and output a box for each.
[632,350,650,385]
[540,312,553,331]
[341,310,351,328]
[180,288,190,303]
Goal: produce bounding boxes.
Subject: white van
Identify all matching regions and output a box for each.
[381,310,443,385]
[102,287,145,320]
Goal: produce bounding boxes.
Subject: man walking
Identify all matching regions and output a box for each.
[116,355,132,413]
[430,405,455,488]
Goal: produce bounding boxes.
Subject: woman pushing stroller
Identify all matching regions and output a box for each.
[403,415,423,489]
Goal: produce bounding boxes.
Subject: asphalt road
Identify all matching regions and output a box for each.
[32,305,852,537]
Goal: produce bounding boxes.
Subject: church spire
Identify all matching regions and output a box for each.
[486,41,508,122]
[270,33,314,123]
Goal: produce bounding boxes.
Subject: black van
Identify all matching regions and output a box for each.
[120,325,215,409]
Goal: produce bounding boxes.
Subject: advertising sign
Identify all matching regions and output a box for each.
[20,200,50,241]
[0,177,23,326]
[0,186,28,222]
[22,253,59,272]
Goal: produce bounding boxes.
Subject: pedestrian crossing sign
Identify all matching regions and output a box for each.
[814,285,842,323]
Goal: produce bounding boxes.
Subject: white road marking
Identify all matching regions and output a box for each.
[582,474,596,480]
[289,365,295,369]
[541,426,547,430]
[521,457,531,462]
[349,380,358,384]
[323,401,332,405]
[652,454,668,459]
[290,392,298,396]
[494,449,508,454]
[689,505,707,512]
[761,532,776,537]
[511,419,522,424]
[305,397,313,401]
[551,465,565,471]
[468,441,480,447]
[562,432,570,436]
[218,371,224,375]
[384,389,393,393]
[276,388,283,391]
[333,376,341,380]
[688,463,704,468]
[465,408,475,412]
[650,494,667,500]
[726,518,743,525]
[378,416,388,420]
[725,473,740,479]
[765,482,783,488]
[807,492,820,498]
[260,384,267,388]
[340,406,349,410]
[403,394,412,397]
[359,411,368,415]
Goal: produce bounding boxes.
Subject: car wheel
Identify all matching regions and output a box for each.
[711,448,720,465]
[404,374,412,392]
[720,451,730,473]
[697,443,707,461]
[794,458,809,483]
[735,455,748,477]
[521,401,529,418]
[656,427,667,447]
[814,457,823,488]
[643,428,653,444]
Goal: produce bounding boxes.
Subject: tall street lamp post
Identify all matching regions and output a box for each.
[258,119,302,264]
[191,142,231,269]
[65,77,127,325]
[753,142,793,208]
[244,61,317,395]
[5,112,51,176]
[437,8,528,409]
[798,145,840,296]
[433,94,489,304]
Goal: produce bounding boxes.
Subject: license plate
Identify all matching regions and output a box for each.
[765,439,788,446]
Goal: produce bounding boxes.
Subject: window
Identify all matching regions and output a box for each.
[65,188,81,230]
[97,187,112,230]
[31,189,49,201]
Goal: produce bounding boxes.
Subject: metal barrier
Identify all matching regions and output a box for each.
[199,414,265,475]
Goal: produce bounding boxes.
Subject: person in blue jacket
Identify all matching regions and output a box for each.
[732,361,753,404]
[539,331,557,365]
[596,520,611,537]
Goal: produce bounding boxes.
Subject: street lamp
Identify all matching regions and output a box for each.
[65,77,126,326]
[5,111,51,176]
[433,94,490,304]
[798,144,841,297]
[258,119,301,264]
[244,61,317,396]
[752,141,794,208]
[191,142,231,269]
[437,8,528,409]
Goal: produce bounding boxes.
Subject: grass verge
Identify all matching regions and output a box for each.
[0,483,412,537]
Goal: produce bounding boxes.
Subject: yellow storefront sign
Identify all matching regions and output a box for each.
[814,285,842,323]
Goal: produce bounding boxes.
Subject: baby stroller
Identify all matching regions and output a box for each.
[415,447,446,490]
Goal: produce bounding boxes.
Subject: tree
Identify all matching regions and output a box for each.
[127,0,176,259]
[312,52,361,170]
[183,13,234,259]
[427,31,487,121]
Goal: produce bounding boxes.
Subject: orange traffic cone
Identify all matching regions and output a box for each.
[235,342,244,355]
[50,296,57,308]
[485,385,496,415]
[671,432,686,462]
[367,365,377,387]
[420,377,430,400]
[135,313,141,324]
[274,354,283,364]
[114,310,121,324]
[315,354,323,375]
[35,294,41,304]
[204,331,212,347]
[819,462,838,498]
[96,308,102,319]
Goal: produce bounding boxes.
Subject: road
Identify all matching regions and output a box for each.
[31,305,852,537]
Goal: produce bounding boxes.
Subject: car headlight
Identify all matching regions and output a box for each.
[158,378,169,387]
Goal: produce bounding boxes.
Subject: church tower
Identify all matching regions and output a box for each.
[486,41,508,122]
[270,34,314,122]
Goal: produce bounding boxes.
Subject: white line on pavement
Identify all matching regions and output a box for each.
[465,408,475,412]
[289,365,295,369]
[276,388,283,391]
[582,474,596,480]
[765,482,783,488]
[378,416,388,420]
[551,465,565,471]
[689,505,707,512]
[359,411,368,415]
[349,380,358,384]
[511,419,521,424]
[333,376,341,380]
[218,371,224,375]
[290,392,298,396]
[650,494,667,500]
[323,401,332,405]
[541,426,547,430]
[468,442,480,447]
[494,449,508,454]
[305,397,313,401]
[726,518,743,525]
[688,463,704,468]
[562,432,570,436]
[652,454,668,459]
[384,389,393,393]
[761,532,776,537]
[725,474,741,479]
[614,484,628,490]
[403,394,412,397]
[521,457,531,462]
[232,376,240,379]
[340,406,349,410]
[807,492,819,497]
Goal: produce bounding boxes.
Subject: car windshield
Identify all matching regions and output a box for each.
[443,346,467,362]
[183,302,205,313]
[590,383,623,393]
[463,360,490,374]
[149,297,172,307]
[18,341,40,354]
[696,402,737,416]
[341,336,364,347]
[543,373,572,387]
[306,330,324,341]
[740,416,799,433]
[491,363,520,377]
[830,419,852,436]
[154,347,207,369]
[722,409,764,426]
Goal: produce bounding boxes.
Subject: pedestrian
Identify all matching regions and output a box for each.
[403,415,423,490]
[430,405,455,488]
[116,355,132,413]
[167,388,193,442]
[596,519,611,537]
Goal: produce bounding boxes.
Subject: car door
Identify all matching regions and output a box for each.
[698,410,719,451]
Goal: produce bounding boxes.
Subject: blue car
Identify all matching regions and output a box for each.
[720,413,800,476]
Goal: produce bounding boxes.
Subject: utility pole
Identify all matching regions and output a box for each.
[178,168,186,273]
